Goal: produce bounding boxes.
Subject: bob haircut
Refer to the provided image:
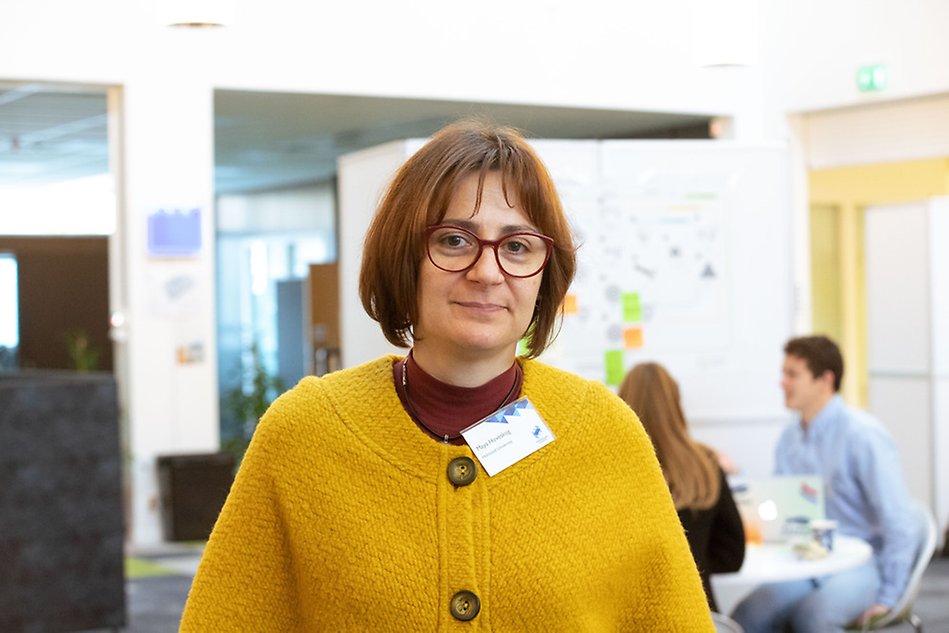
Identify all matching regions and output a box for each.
[618,362,720,511]
[359,118,577,358]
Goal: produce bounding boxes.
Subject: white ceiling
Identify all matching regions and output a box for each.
[0,84,109,186]
[0,83,712,194]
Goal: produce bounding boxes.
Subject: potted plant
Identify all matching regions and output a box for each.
[222,341,283,467]
[63,327,100,371]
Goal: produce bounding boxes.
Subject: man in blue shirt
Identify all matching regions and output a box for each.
[732,335,918,632]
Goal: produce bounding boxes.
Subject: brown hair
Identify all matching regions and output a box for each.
[359,118,577,358]
[618,362,721,511]
[784,335,844,391]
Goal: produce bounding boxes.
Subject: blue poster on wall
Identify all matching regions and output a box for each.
[147,208,202,256]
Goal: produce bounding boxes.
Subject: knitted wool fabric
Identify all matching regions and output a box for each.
[180,356,713,631]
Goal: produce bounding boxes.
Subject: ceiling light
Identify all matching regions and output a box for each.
[160,0,236,28]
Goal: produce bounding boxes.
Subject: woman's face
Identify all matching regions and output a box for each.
[414,171,544,367]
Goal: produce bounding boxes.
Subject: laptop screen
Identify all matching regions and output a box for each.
[730,475,825,542]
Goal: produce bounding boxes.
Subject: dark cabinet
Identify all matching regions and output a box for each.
[157,452,234,541]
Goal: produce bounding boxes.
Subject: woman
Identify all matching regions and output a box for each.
[181,120,713,630]
[619,362,746,612]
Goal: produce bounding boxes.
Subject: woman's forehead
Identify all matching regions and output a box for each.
[438,171,539,224]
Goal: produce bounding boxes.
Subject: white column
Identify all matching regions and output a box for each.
[785,114,812,335]
[115,76,218,546]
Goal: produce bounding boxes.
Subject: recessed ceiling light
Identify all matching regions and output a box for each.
[160,0,235,28]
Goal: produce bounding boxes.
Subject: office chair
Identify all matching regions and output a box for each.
[857,498,937,632]
[711,611,744,633]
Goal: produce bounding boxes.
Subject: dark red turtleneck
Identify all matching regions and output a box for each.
[393,353,522,444]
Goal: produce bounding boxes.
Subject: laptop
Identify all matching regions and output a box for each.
[729,475,825,542]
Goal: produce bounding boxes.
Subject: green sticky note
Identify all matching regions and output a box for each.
[605,350,624,386]
[622,292,642,322]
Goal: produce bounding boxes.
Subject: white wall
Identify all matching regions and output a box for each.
[803,94,949,169]
[0,1,762,120]
[760,0,949,113]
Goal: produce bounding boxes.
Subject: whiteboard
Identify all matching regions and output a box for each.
[337,139,793,424]
[534,140,792,422]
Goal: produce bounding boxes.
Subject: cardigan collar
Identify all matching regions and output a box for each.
[318,356,567,482]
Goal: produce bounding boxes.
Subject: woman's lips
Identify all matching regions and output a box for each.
[454,301,507,312]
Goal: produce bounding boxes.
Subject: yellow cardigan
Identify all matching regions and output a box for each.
[180,356,713,631]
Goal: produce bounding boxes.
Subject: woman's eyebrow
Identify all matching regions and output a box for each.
[440,219,539,234]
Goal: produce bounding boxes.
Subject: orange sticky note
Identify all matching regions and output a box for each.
[623,327,644,349]
[562,294,578,314]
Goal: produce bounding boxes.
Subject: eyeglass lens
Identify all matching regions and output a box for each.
[427,226,550,277]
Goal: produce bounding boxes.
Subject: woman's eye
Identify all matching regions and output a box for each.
[502,238,530,254]
[439,232,472,248]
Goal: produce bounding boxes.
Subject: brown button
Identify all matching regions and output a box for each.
[447,456,477,486]
[450,590,481,621]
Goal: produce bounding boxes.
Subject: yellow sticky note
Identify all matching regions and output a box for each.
[562,294,578,314]
[623,327,644,349]
[622,292,642,323]
[605,350,624,386]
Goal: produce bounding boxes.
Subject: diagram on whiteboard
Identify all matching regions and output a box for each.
[338,138,789,418]
[545,189,729,385]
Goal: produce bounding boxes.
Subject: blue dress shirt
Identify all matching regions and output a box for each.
[774,395,918,607]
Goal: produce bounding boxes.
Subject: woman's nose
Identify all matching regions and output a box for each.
[465,246,505,283]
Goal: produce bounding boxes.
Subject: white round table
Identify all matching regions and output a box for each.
[710,535,873,614]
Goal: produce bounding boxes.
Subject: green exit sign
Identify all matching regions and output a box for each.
[857,64,888,92]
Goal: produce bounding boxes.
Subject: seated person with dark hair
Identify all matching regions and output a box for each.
[732,335,917,632]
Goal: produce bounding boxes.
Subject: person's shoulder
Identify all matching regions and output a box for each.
[520,358,641,433]
[841,401,881,425]
[262,356,400,427]
[520,361,661,472]
[317,355,399,391]
[839,403,894,446]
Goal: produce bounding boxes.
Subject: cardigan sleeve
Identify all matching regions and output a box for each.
[706,467,746,574]
[179,404,302,632]
[589,385,715,631]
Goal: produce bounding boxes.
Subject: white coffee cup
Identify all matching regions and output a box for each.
[809,518,838,551]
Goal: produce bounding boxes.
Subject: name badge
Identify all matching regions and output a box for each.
[461,397,555,476]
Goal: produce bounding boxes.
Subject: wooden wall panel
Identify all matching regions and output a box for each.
[0,237,112,371]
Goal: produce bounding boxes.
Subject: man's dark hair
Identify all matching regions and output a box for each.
[784,335,844,391]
